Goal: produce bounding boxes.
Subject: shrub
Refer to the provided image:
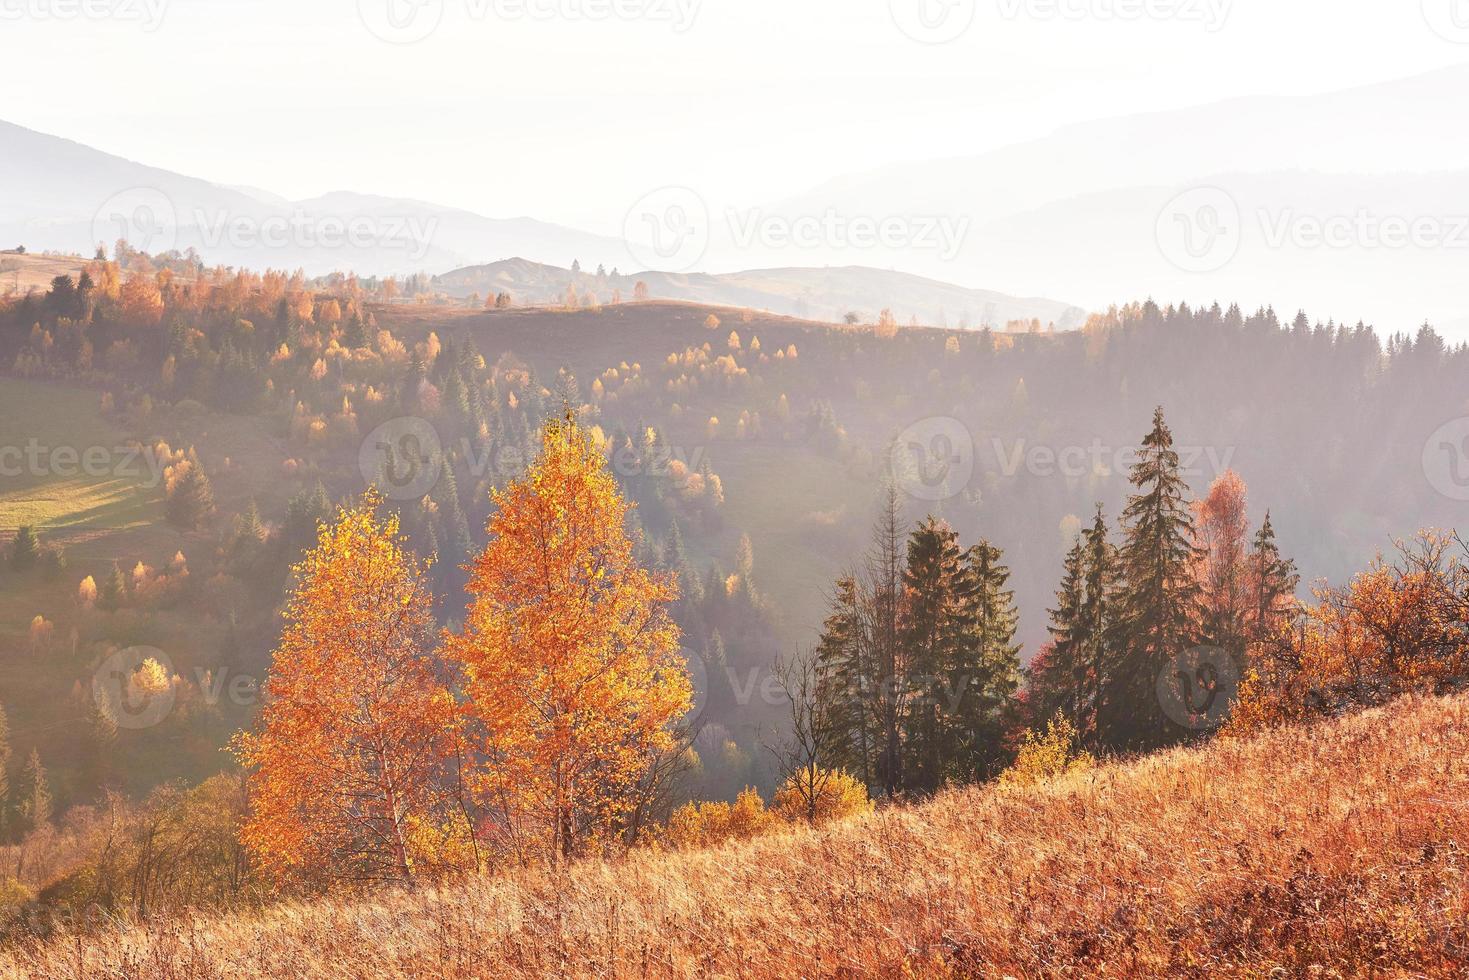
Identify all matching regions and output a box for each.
[999,716,1093,788]
[772,767,872,824]
[663,787,776,850]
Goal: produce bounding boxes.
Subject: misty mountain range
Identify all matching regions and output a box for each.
[5,62,1469,335]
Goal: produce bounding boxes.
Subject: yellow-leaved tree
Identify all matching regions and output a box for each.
[233,492,469,885]
[445,414,691,865]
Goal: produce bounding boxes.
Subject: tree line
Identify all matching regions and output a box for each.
[810,407,1303,800]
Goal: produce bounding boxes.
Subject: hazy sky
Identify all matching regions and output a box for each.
[4,0,1468,232]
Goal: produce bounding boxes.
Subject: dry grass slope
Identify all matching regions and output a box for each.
[6,694,1469,978]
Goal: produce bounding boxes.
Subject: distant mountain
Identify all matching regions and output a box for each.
[760,64,1469,336]
[0,120,627,277]
[433,258,1088,330]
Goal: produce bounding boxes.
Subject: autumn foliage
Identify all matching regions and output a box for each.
[1229,530,1469,734]
[444,415,690,864]
[235,416,690,882]
[233,493,466,884]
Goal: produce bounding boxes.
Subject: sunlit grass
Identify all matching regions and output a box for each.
[6,693,1466,977]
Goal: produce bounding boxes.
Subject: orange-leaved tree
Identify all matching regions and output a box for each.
[1228,531,1469,735]
[233,491,469,885]
[444,413,690,865]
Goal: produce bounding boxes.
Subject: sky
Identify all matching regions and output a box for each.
[3,0,1468,234]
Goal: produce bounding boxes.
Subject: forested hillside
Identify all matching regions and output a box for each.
[1,250,1467,811]
[0,250,1467,964]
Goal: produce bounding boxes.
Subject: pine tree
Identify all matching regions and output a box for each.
[80,695,117,793]
[865,483,906,797]
[98,560,129,611]
[1109,408,1203,749]
[20,749,51,831]
[435,462,474,580]
[10,526,39,572]
[952,541,1022,779]
[1078,506,1121,747]
[166,451,216,530]
[661,520,686,572]
[237,499,267,545]
[900,517,965,793]
[814,576,876,788]
[1034,534,1087,729]
[1248,511,1300,646]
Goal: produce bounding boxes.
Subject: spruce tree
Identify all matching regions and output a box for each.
[10,525,39,572]
[899,517,965,793]
[21,749,51,831]
[98,560,129,611]
[1248,511,1299,643]
[661,520,686,572]
[1078,506,1121,748]
[238,499,267,544]
[953,540,1022,779]
[814,576,876,788]
[166,451,216,530]
[865,483,906,797]
[1034,535,1088,728]
[1109,408,1203,749]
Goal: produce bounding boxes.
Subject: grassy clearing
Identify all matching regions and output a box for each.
[0,379,160,537]
[5,693,1466,978]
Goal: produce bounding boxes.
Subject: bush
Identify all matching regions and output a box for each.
[772,767,872,825]
[999,717,1093,788]
[663,788,776,850]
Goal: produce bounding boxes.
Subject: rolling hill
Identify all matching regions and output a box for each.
[432,258,1088,329]
[0,120,1086,326]
[5,692,1465,977]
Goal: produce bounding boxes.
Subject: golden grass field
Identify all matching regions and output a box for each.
[0,253,87,299]
[4,693,1466,978]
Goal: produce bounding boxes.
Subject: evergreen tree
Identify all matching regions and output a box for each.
[814,576,875,788]
[1035,534,1087,728]
[1078,506,1121,747]
[1108,408,1203,749]
[80,695,117,794]
[10,525,39,572]
[20,749,51,832]
[865,483,906,797]
[952,540,1022,779]
[1247,511,1300,645]
[237,499,267,545]
[166,451,216,530]
[661,519,686,571]
[98,560,129,611]
[899,517,965,793]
